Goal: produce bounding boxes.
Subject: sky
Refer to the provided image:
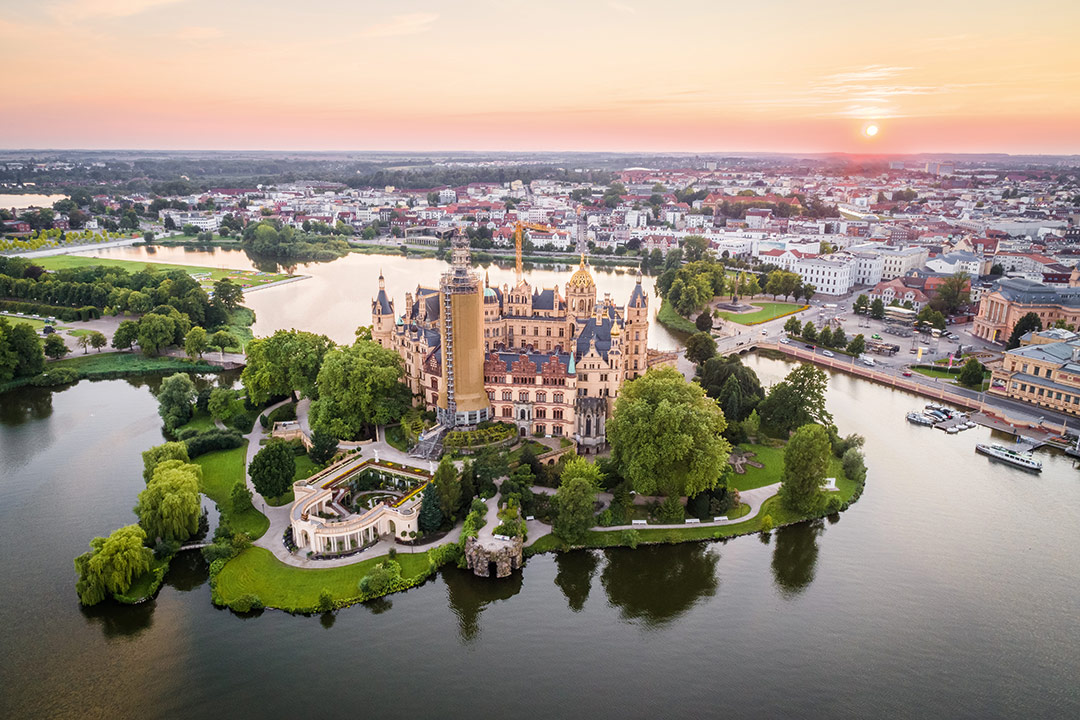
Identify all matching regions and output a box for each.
[1,0,1078,154]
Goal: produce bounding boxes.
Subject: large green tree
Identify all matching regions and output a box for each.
[242,329,333,404]
[757,364,833,435]
[418,482,443,534]
[685,331,717,365]
[135,459,203,542]
[779,423,831,514]
[184,326,208,360]
[959,358,985,387]
[933,272,971,313]
[2,319,44,378]
[607,366,732,498]
[432,457,461,523]
[212,278,244,310]
[869,298,885,320]
[157,372,196,432]
[699,355,763,421]
[554,456,601,543]
[1007,312,1042,349]
[74,525,153,606]
[137,312,176,356]
[44,333,68,360]
[141,441,190,483]
[112,320,140,350]
[249,439,296,499]
[308,338,411,439]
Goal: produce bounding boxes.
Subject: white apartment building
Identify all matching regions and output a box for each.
[849,250,885,286]
[163,211,221,231]
[876,245,929,280]
[795,254,856,296]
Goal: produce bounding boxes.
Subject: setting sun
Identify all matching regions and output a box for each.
[864,124,880,138]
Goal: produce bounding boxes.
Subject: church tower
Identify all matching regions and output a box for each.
[565,254,597,338]
[437,231,491,428]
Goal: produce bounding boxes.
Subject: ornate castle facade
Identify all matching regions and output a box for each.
[371,246,664,453]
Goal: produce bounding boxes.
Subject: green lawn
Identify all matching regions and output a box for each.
[262,454,319,507]
[214,547,434,611]
[729,443,785,491]
[33,255,294,292]
[656,298,698,334]
[384,424,408,452]
[194,444,269,539]
[715,302,806,326]
[0,313,68,332]
[177,409,218,434]
[114,557,169,604]
[54,352,220,376]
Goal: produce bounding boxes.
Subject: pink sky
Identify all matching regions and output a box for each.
[2,0,1078,154]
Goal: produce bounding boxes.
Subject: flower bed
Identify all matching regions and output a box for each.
[443,422,517,450]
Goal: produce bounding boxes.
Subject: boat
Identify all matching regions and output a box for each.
[946,426,959,434]
[975,443,1043,472]
[907,412,934,426]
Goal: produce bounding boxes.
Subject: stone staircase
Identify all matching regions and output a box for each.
[410,424,446,460]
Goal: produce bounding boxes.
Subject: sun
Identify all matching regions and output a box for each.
[864,123,880,138]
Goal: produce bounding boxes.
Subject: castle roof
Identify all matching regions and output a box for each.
[567,254,595,289]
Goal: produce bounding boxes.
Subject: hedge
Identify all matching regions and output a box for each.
[0,299,100,322]
[185,429,245,458]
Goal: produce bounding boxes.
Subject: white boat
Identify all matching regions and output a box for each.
[975,443,1042,472]
[907,412,934,426]
[947,426,959,434]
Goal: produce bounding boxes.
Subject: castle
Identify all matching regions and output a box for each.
[371,235,668,453]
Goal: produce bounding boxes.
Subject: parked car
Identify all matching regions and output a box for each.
[902,370,913,377]
[862,357,875,367]
[780,338,791,345]
[804,343,816,350]
[822,350,835,358]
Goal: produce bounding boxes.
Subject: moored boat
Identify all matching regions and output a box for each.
[975,443,1042,472]
[907,411,934,426]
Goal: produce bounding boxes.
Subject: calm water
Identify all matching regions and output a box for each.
[76,245,683,350]
[1,281,1079,716]
[0,193,67,211]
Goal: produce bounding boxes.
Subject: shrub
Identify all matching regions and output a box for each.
[316,589,335,612]
[28,367,80,387]
[760,514,774,533]
[357,560,402,597]
[655,496,685,523]
[470,497,487,515]
[826,495,843,513]
[184,429,244,458]
[153,538,180,560]
[427,543,462,569]
[620,528,640,549]
[841,448,867,485]
[230,594,263,613]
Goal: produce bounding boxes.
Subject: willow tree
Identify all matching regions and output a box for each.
[242,329,334,404]
[135,459,203,543]
[308,338,412,440]
[607,366,731,498]
[74,525,153,606]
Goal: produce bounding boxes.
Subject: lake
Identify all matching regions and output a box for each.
[1,255,1078,718]
[1,193,68,211]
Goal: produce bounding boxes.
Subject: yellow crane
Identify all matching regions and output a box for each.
[513,221,557,283]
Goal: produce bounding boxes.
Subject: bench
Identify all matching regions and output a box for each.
[685,518,700,524]
[713,516,728,522]
[631,519,647,526]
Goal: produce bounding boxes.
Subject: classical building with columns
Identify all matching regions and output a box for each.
[973,274,1080,344]
[371,250,667,453]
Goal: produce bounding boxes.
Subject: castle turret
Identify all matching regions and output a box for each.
[624,268,649,379]
[566,254,596,337]
[371,269,394,349]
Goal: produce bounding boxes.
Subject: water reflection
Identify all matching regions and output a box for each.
[0,384,54,424]
[770,521,824,598]
[443,566,523,643]
[164,551,208,594]
[601,544,718,628]
[80,598,156,639]
[554,549,600,612]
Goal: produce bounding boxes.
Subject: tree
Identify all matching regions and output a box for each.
[801,321,817,343]
[76,334,92,354]
[184,326,208,360]
[757,364,833,435]
[432,457,461,522]
[699,355,764,421]
[137,312,176,356]
[847,334,866,356]
[802,284,815,303]
[157,372,196,432]
[112,320,139,350]
[818,326,833,348]
[308,338,412,439]
[554,456,601,544]
[242,329,333,404]
[43,334,68,362]
[784,316,802,336]
[853,294,870,314]
[308,430,338,465]
[74,525,153,606]
[249,439,296,499]
[418,482,443,534]
[3,320,44,377]
[608,366,732,498]
[869,298,885,320]
[231,481,253,513]
[779,424,831,514]
[934,272,971,313]
[207,387,232,422]
[141,441,190,483]
[917,306,947,331]
[135,459,203,542]
[959,358,985,387]
[1007,312,1042,350]
[685,331,717,365]
[210,330,238,356]
[683,235,710,262]
[212,278,244,310]
[695,310,713,332]
[88,330,108,352]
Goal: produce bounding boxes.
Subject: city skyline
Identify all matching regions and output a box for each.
[1,0,1078,153]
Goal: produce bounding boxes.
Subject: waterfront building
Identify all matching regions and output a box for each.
[973,275,1080,344]
[371,244,668,451]
[990,336,1080,416]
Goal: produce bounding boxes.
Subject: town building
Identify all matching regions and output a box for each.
[973,274,1080,344]
[990,335,1080,416]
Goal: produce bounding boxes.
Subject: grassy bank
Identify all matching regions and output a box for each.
[113,557,170,604]
[194,444,270,539]
[656,298,697,334]
[0,352,223,394]
[716,302,806,326]
[213,547,439,612]
[729,443,785,491]
[34,254,293,291]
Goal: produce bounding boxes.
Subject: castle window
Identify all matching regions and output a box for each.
[535,424,546,436]
[519,391,529,402]
[559,328,564,337]
[553,424,563,436]
[536,408,546,419]
[553,409,563,420]
[430,377,438,389]
[546,327,552,336]
[554,392,564,403]
[502,390,512,401]
[533,327,539,336]
[502,406,512,417]
[537,391,547,402]
[487,391,494,401]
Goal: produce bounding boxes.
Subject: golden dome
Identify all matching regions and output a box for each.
[610,322,622,337]
[567,254,595,289]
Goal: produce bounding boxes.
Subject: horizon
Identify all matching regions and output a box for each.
[2,0,1078,155]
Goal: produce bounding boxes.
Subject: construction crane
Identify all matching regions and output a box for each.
[513,221,557,283]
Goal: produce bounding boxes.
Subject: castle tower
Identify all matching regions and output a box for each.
[437,231,491,428]
[371,269,394,350]
[624,268,649,379]
[566,254,597,337]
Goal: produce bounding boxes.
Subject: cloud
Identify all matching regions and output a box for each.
[176,25,222,40]
[359,12,438,39]
[608,1,637,14]
[51,0,186,23]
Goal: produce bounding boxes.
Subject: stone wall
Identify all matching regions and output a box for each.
[464,536,523,578]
